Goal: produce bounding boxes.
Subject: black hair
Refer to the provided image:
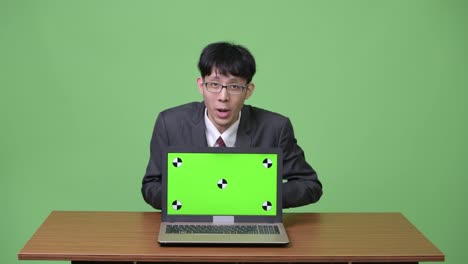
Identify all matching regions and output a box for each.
[198,42,256,84]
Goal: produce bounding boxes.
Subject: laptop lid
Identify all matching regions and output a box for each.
[161,147,283,223]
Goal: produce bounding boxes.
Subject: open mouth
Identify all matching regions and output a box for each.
[216,108,230,118]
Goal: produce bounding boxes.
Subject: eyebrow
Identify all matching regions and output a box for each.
[205,76,244,83]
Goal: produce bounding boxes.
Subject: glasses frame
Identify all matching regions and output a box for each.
[202,80,248,95]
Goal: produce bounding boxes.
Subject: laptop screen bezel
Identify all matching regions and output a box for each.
[161,147,283,223]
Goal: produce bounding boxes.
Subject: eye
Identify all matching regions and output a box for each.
[228,84,242,90]
[209,82,220,88]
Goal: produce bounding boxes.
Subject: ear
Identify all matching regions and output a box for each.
[196,77,204,95]
[245,83,255,99]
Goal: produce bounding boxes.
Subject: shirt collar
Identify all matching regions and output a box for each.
[204,108,241,147]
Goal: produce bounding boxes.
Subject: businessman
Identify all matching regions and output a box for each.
[142,42,322,209]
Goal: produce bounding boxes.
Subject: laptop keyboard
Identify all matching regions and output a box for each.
[166,224,280,235]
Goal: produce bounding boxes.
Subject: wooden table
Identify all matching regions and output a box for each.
[18,211,444,263]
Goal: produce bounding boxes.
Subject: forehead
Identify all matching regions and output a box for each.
[204,68,246,83]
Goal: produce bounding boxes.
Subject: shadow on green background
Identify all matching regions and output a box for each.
[1,0,466,263]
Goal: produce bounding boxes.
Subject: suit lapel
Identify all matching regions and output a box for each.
[236,105,253,147]
[191,102,208,147]
[191,120,207,147]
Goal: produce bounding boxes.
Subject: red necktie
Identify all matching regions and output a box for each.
[216,136,226,147]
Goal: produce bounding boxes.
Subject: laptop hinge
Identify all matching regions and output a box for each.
[213,216,234,224]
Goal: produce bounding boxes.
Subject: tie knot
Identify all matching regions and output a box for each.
[216,136,226,147]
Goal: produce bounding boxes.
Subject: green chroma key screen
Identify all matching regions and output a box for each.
[167,152,278,216]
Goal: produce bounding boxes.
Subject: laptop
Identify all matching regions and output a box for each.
[158,147,289,245]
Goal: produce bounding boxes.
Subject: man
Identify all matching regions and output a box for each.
[142,42,322,209]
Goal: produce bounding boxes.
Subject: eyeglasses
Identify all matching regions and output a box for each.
[203,81,247,95]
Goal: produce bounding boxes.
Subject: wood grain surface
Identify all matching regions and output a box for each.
[18,211,444,263]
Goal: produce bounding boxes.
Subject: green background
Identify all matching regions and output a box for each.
[167,153,277,215]
[1,0,466,263]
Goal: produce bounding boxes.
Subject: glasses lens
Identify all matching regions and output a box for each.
[205,82,221,93]
[227,85,244,94]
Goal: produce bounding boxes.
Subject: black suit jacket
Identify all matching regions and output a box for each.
[142,102,322,209]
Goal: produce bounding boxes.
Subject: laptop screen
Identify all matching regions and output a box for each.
[162,147,282,222]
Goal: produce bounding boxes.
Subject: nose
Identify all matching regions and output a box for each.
[218,87,230,102]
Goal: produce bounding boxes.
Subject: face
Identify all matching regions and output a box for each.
[197,70,255,133]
